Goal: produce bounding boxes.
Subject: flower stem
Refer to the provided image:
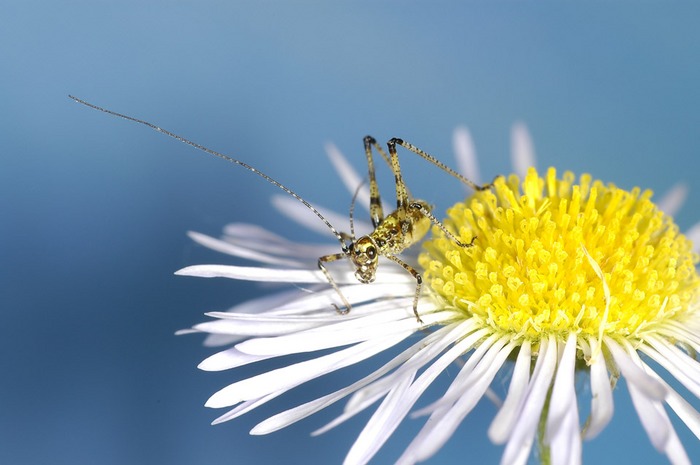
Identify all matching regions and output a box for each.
[536,387,552,465]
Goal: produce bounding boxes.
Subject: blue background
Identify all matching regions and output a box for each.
[2,2,700,464]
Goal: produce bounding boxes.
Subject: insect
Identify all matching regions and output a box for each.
[69,96,495,324]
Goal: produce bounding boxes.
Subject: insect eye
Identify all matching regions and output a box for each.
[366,246,376,259]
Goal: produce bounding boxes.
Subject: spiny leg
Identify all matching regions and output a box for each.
[390,138,497,191]
[363,136,385,228]
[318,252,352,314]
[385,254,424,324]
[382,138,411,210]
[366,137,397,185]
[371,140,415,200]
[410,202,477,248]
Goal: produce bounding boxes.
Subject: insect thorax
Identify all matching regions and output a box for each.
[372,200,432,255]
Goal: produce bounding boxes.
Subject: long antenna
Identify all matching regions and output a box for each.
[69,95,346,247]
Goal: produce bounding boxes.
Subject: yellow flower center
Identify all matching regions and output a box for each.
[419,167,700,340]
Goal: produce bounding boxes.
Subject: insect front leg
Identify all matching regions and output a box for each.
[318,252,352,315]
[409,202,478,249]
[385,254,424,324]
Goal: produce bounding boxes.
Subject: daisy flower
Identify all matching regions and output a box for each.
[178,126,700,465]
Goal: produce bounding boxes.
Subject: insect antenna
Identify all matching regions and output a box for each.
[69,95,348,249]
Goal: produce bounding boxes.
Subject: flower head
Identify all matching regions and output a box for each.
[179,127,700,465]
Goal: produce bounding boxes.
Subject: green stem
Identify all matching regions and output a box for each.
[536,387,552,465]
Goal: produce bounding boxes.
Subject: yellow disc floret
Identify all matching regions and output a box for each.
[419,167,700,340]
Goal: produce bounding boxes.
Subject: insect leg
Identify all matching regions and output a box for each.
[385,255,424,324]
[410,202,477,249]
[363,136,386,227]
[383,138,411,210]
[318,252,352,314]
[390,138,497,191]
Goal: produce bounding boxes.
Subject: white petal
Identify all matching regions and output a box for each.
[344,323,486,464]
[271,194,373,237]
[344,373,415,465]
[411,333,507,416]
[241,283,420,318]
[343,322,483,414]
[175,328,199,336]
[198,347,272,371]
[621,345,691,464]
[605,337,667,400]
[221,222,333,258]
[223,287,309,314]
[640,336,700,398]
[658,322,700,353]
[501,335,558,465]
[484,388,503,407]
[656,182,688,217]
[235,309,450,356]
[584,336,614,439]
[177,260,421,288]
[222,222,287,240]
[549,400,581,465]
[251,329,432,435]
[664,429,692,465]
[205,332,410,408]
[684,221,700,255]
[398,338,517,464]
[489,340,532,443]
[546,335,581,465]
[202,333,245,347]
[187,231,304,266]
[211,391,283,424]
[627,379,671,452]
[195,319,293,338]
[313,324,480,437]
[263,282,416,312]
[325,142,370,210]
[312,386,389,437]
[175,264,329,283]
[545,334,578,439]
[200,283,417,320]
[510,122,535,178]
[194,313,328,339]
[649,371,700,441]
[452,126,481,185]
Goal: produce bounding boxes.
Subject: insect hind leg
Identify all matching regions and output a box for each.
[385,255,424,324]
[363,136,387,228]
[390,138,497,191]
[410,202,477,249]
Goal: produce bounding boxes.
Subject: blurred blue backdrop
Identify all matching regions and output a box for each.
[2,2,700,464]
